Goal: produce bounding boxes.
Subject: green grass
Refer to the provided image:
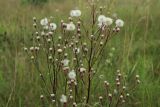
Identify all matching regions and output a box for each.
[0,0,160,106]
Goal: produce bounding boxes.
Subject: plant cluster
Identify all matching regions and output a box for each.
[24,3,140,107]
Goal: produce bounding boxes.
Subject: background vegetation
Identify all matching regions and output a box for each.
[0,0,160,106]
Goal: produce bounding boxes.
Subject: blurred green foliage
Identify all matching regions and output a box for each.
[21,0,48,5]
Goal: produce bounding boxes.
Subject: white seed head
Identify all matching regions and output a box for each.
[105,17,113,26]
[62,59,70,67]
[98,15,107,23]
[74,48,80,54]
[66,22,76,31]
[98,15,113,27]
[70,10,81,17]
[115,19,124,27]
[50,23,57,30]
[40,18,48,26]
[60,94,67,103]
[68,70,76,80]
[80,67,86,73]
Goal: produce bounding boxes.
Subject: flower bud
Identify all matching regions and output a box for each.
[35,32,38,35]
[99,96,103,101]
[73,102,77,107]
[33,23,37,28]
[47,38,51,43]
[30,47,34,52]
[33,17,36,22]
[40,95,44,99]
[36,36,40,41]
[57,49,63,53]
[108,93,112,100]
[136,75,139,79]
[49,48,53,52]
[31,56,34,60]
[100,41,103,46]
[24,47,28,52]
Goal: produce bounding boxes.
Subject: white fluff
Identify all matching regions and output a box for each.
[60,94,67,103]
[98,15,107,23]
[68,70,76,80]
[98,15,113,27]
[115,19,124,27]
[62,59,70,66]
[70,10,81,17]
[50,23,57,30]
[40,18,48,26]
[105,17,113,26]
[66,22,76,31]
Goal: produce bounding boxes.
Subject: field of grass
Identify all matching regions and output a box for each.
[0,0,160,107]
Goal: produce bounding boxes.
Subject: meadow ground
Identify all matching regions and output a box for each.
[0,0,160,107]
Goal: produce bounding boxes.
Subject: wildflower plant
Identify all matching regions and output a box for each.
[24,2,140,107]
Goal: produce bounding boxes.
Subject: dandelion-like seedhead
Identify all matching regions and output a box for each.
[60,94,67,103]
[24,3,140,107]
[68,70,76,80]
[70,9,81,17]
[115,19,124,27]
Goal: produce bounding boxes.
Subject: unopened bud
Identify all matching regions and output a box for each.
[100,41,103,46]
[99,96,103,100]
[57,49,63,53]
[40,95,44,99]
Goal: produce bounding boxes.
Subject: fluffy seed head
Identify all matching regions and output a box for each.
[60,94,67,103]
[115,19,124,27]
[62,59,70,67]
[70,10,81,17]
[98,15,107,23]
[40,18,48,26]
[66,22,76,31]
[68,70,76,80]
[50,23,57,30]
